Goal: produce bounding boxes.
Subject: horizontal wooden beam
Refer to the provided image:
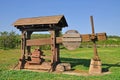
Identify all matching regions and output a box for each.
[81,34,91,42]
[63,34,80,37]
[96,33,107,41]
[26,33,106,46]
[56,37,62,44]
[26,37,62,46]
[81,33,107,42]
[27,38,51,46]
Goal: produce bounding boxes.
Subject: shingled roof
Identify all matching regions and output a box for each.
[13,15,68,27]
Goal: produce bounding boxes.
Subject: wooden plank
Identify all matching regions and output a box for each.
[26,37,62,46]
[25,62,51,70]
[81,34,91,42]
[62,38,81,42]
[63,34,80,37]
[26,38,51,46]
[63,42,80,50]
[97,33,107,41]
[56,37,62,44]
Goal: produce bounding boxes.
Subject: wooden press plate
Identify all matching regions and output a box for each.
[62,30,81,50]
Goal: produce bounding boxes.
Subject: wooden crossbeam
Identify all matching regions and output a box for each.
[27,38,51,46]
[26,37,62,46]
[26,33,106,46]
[81,33,107,42]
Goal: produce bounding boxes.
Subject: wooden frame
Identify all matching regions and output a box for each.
[13,15,68,71]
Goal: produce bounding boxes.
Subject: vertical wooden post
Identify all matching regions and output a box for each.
[89,16,102,74]
[26,31,32,60]
[90,16,95,34]
[55,30,60,63]
[50,30,56,71]
[49,29,61,71]
[50,30,56,63]
[90,16,100,60]
[20,30,26,69]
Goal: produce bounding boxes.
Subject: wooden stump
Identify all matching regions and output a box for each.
[89,59,102,74]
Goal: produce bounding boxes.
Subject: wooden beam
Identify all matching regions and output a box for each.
[81,33,107,42]
[81,34,91,42]
[26,37,62,46]
[26,38,51,46]
[50,30,56,71]
[96,33,107,41]
[56,37,62,44]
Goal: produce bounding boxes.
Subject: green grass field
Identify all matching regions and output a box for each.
[0,48,120,80]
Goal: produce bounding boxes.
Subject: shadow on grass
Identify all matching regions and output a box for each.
[61,57,120,72]
[102,62,120,72]
[60,57,90,68]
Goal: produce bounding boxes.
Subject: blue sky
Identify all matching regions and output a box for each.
[0,0,120,36]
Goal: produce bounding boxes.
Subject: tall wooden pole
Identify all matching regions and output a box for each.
[90,16,100,61]
[89,16,102,74]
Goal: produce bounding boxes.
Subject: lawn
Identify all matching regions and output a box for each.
[0,47,120,80]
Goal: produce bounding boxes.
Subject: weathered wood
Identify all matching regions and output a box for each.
[13,15,68,27]
[63,38,81,41]
[26,37,62,46]
[25,62,51,70]
[24,27,62,32]
[63,34,81,37]
[56,37,62,44]
[81,34,91,42]
[50,30,56,71]
[26,31,32,60]
[90,16,100,61]
[89,59,102,74]
[62,30,81,50]
[97,33,107,41]
[90,16,95,34]
[55,30,60,63]
[21,31,26,58]
[13,15,67,71]
[20,31,26,69]
[26,38,51,46]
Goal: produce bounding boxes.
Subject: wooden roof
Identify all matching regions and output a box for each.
[13,15,68,28]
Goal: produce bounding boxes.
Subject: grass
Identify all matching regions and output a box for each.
[0,47,120,80]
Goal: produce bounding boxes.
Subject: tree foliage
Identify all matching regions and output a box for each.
[0,31,20,49]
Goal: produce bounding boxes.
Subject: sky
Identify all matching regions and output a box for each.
[0,0,120,36]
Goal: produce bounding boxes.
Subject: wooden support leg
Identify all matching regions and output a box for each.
[89,59,102,74]
[55,44,60,63]
[50,30,56,71]
[19,31,26,69]
[89,41,102,74]
[26,31,32,61]
[55,30,60,63]
[49,30,60,71]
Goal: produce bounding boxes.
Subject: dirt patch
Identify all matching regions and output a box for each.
[62,70,111,76]
[19,69,111,76]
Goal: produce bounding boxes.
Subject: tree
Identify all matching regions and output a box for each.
[0,31,20,49]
